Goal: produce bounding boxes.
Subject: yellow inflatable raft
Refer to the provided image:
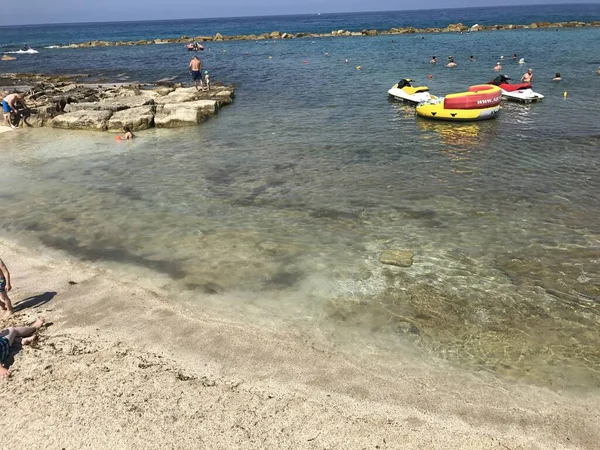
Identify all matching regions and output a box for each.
[416,85,502,122]
[416,99,500,121]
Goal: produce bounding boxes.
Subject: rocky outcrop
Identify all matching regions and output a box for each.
[107,105,155,131]
[64,96,154,112]
[51,110,113,131]
[154,100,217,128]
[1,73,234,132]
[42,20,600,50]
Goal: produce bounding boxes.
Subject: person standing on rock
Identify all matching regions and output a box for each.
[189,56,205,91]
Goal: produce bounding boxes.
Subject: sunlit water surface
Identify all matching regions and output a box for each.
[1,25,600,389]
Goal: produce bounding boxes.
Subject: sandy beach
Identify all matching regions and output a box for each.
[0,237,598,449]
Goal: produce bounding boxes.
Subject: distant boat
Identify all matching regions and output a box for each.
[4,48,38,54]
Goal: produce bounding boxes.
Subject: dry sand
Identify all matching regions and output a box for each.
[1,237,598,449]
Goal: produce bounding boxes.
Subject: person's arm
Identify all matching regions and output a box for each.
[0,258,11,291]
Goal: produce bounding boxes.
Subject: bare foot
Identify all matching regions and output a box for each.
[32,317,45,329]
[21,335,37,345]
[0,366,10,379]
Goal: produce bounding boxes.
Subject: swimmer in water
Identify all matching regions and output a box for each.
[469,55,476,61]
[430,56,437,64]
[552,72,562,81]
[117,126,134,140]
[494,62,502,71]
[512,53,517,60]
[446,56,456,68]
[521,68,533,83]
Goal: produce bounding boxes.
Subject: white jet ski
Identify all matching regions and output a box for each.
[489,75,544,103]
[5,47,38,54]
[388,78,434,104]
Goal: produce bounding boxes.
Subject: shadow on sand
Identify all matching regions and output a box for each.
[14,291,56,312]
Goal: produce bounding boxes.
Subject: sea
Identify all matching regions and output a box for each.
[1,4,599,389]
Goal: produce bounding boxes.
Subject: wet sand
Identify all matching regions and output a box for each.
[0,237,598,449]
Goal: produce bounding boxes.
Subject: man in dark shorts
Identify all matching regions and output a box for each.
[189,56,205,91]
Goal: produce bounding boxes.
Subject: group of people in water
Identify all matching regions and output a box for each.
[429,53,575,83]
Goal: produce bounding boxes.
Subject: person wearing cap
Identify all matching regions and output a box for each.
[494,62,502,71]
[204,70,210,91]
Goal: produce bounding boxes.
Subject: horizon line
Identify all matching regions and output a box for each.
[0,2,597,28]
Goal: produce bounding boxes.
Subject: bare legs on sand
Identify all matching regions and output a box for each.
[0,291,14,319]
[0,317,45,378]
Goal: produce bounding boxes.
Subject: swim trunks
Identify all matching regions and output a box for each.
[0,337,10,362]
[0,277,5,293]
[2,100,11,113]
[191,70,202,81]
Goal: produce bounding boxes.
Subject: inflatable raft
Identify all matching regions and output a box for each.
[416,85,502,121]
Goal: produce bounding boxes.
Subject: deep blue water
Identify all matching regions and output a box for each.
[1,4,600,49]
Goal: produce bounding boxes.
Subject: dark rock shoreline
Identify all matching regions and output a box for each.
[43,21,600,49]
[0,73,235,131]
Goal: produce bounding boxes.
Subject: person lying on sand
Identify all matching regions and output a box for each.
[0,258,14,318]
[0,317,45,379]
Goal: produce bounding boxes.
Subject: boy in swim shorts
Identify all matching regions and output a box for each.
[0,258,14,318]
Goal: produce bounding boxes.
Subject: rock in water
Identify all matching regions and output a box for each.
[107,105,155,131]
[154,100,217,128]
[50,110,113,131]
[379,250,414,267]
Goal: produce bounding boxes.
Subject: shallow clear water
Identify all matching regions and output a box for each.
[1,15,600,389]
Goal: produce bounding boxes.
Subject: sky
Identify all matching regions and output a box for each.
[2,0,599,26]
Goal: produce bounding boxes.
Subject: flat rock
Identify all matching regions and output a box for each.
[379,250,414,267]
[51,110,113,131]
[155,87,203,105]
[154,100,217,128]
[64,96,154,113]
[107,105,155,132]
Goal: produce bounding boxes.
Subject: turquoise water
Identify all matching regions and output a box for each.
[1,9,600,389]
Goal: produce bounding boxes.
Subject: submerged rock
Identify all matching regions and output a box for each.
[379,249,414,267]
